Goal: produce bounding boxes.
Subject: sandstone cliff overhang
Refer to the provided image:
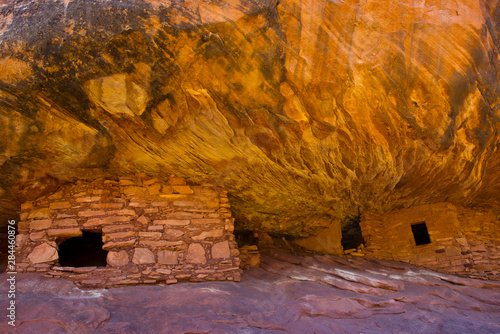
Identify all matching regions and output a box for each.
[0,0,499,237]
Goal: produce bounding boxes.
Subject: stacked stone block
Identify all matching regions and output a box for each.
[456,207,500,279]
[238,245,260,269]
[360,203,500,280]
[14,174,241,287]
[359,211,386,259]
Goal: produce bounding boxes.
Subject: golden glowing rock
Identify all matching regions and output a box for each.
[294,221,344,256]
[84,73,149,116]
[0,0,499,237]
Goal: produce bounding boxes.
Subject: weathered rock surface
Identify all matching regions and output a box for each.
[132,247,155,265]
[186,243,207,264]
[0,0,499,236]
[1,250,499,333]
[107,250,130,267]
[294,220,344,255]
[27,242,58,264]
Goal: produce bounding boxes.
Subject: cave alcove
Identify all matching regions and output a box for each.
[341,214,364,250]
[234,228,259,247]
[58,231,108,267]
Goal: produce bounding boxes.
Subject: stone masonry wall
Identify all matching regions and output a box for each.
[14,174,241,287]
[457,207,500,278]
[360,203,500,280]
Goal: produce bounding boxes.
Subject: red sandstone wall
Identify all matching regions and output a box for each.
[14,174,241,287]
[360,203,499,280]
[359,212,387,259]
[293,221,344,256]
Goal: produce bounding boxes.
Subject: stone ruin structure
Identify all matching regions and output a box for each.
[13,172,500,285]
[14,174,241,287]
[360,203,500,280]
[289,202,499,280]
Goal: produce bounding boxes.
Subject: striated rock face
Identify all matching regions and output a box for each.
[0,0,499,237]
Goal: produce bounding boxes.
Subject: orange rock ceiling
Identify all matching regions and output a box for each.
[0,0,499,236]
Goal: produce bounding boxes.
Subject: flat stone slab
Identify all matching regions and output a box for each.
[2,251,499,333]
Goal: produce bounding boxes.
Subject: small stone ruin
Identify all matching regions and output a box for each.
[360,203,500,279]
[14,174,241,287]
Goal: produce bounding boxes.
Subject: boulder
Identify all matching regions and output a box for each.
[28,243,58,264]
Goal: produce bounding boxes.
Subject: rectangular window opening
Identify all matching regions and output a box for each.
[411,222,431,246]
[58,231,108,267]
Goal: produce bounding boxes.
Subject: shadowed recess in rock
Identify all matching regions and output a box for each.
[58,232,108,267]
[341,214,364,250]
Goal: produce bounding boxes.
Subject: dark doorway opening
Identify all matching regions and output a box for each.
[58,232,108,267]
[341,214,364,250]
[235,229,259,247]
[411,222,431,246]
